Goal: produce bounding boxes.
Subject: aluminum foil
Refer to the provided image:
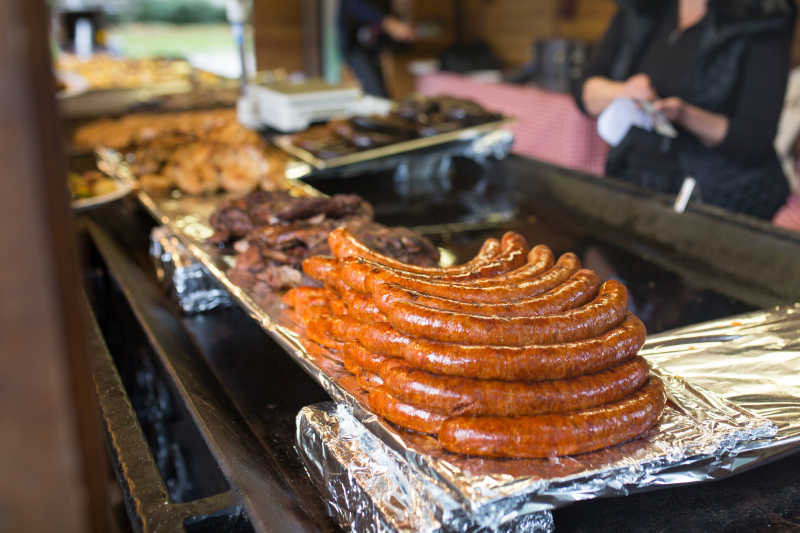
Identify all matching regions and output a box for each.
[640,303,800,463]
[116,181,800,531]
[149,226,233,313]
[297,402,555,533]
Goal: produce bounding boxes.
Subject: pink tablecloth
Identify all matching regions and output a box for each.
[416,73,608,175]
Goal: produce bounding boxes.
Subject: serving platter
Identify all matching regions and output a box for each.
[273,117,515,170]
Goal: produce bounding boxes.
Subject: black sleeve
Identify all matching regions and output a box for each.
[339,0,385,27]
[715,28,793,163]
[572,9,624,115]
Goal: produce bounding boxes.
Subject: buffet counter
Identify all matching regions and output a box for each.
[80,153,800,532]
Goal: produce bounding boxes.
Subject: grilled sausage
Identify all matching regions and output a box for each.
[302,255,338,284]
[305,316,346,352]
[328,227,507,276]
[332,237,537,294]
[381,356,650,416]
[347,252,580,304]
[343,341,391,375]
[368,387,448,435]
[338,285,386,322]
[373,280,629,346]
[437,378,665,458]
[356,370,384,390]
[324,314,646,381]
[299,337,343,364]
[370,269,600,317]
[282,286,329,309]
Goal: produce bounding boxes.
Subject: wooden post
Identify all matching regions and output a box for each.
[0,2,111,532]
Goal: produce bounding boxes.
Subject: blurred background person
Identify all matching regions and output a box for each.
[338,0,415,97]
[574,0,796,220]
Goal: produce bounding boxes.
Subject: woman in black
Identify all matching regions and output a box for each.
[574,0,796,220]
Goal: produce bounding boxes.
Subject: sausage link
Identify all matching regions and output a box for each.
[438,378,665,458]
[297,299,331,324]
[375,280,629,346]
[338,285,386,322]
[299,337,343,364]
[282,286,329,309]
[334,236,535,294]
[382,356,650,416]
[284,287,347,324]
[356,370,384,390]
[329,227,506,275]
[360,252,579,304]
[306,316,346,352]
[340,354,384,390]
[341,345,363,375]
[302,255,338,284]
[326,314,645,380]
[368,387,448,435]
[343,341,390,374]
[375,269,600,317]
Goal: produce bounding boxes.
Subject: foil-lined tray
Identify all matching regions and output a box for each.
[274,118,515,170]
[132,185,794,529]
[149,226,233,313]
[297,402,556,533]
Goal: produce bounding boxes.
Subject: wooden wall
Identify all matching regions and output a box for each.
[251,0,618,76]
[252,1,304,72]
[252,0,800,96]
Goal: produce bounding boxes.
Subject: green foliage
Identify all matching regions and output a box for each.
[130,0,226,24]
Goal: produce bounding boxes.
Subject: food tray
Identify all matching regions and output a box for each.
[117,171,784,527]
[273,117,515,170]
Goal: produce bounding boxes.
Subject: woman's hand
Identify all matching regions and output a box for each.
[652,97,686,122]
[382,16,415,41]
[653,97,729,147]
[621,74,657,102]
[582,73,656,117]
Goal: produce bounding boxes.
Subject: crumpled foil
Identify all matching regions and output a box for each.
[149,226,232,313]
[117,182,799,532]
[297,402,555,533]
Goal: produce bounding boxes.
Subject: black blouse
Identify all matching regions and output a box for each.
[577,1,792,165]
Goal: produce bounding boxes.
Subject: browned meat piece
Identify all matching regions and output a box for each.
[353,224,440,267]
[332,121,401,148]
[272,194,373,223]
[349,115,417,138]
[209,205,254,239]
[210,189,439,290]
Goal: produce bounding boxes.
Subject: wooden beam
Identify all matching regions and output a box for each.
[0,2,111,532]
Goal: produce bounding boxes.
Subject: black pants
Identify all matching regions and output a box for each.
[346,48,387,97]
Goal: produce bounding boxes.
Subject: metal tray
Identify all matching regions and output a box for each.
[273,117,515,170]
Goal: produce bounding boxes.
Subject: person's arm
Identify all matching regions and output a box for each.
[340,0,414,42]
[583,74,657,117]
[653,29,792,159]
[651,97,728,147]
[574,11,632,116]
[340,0,385,27]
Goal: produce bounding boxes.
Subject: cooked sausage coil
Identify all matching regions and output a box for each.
[438,378,665,458]
[329,227,509,277]
[284,230,664,458]
[326,314,646,381]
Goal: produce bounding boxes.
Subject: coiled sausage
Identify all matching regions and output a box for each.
[324,314,646,381]
[374,280,629,346]
[438,378,665,458]
[381,356,651,416]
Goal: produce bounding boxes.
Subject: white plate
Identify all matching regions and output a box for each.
[71,179,134,211]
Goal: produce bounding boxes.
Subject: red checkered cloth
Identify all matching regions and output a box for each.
[416,73,608,175]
